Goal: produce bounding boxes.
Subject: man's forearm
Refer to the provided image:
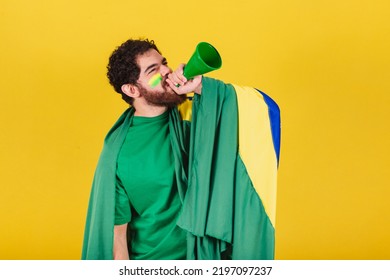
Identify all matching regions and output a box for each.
[113,224,130,260]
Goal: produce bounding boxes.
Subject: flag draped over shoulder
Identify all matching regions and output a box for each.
[81,77,280,260]
[177,78,280,259]
[81,108,134,260]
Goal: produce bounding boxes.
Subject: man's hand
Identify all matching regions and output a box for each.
[166,63,202,95]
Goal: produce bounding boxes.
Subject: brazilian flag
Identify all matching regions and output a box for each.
[82,77,280,260]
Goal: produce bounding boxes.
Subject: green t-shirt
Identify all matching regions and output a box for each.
[115,110,187,260]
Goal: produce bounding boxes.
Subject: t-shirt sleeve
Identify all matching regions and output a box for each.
[115,176,132,225]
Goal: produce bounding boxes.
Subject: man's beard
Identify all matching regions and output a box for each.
[137,83,187,108]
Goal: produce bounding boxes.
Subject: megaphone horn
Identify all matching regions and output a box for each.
[183,42,222,79]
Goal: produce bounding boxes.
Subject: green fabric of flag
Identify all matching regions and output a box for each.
[178,78,275,259]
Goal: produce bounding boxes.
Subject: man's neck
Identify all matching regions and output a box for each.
[133,101,168,117]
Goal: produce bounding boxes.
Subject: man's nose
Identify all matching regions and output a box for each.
[160,64,172,77]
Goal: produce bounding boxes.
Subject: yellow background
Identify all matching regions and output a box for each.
[1,0,389,259]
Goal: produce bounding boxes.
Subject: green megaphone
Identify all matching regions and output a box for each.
[183,42,222,79]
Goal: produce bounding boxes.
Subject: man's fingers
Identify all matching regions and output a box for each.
[166,78,181,93]
[172,64,187,85]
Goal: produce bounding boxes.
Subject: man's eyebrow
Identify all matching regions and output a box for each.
[144,57,167,74]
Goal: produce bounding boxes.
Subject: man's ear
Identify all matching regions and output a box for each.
[121,84,140,98]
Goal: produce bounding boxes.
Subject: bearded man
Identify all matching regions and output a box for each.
[82,39,281,260]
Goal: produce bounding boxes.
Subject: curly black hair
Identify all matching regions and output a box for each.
[107,39,160,105]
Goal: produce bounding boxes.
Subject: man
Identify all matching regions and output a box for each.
[82,39,281,260]
[109,39,201,260]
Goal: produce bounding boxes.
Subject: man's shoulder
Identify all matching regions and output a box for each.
[104,108,134,143]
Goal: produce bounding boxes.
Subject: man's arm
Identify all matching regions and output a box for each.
[113,224,129,260]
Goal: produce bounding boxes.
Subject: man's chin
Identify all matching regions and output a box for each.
[164,86,187,103]
[166,94,187,108]
[139,84,186,107]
